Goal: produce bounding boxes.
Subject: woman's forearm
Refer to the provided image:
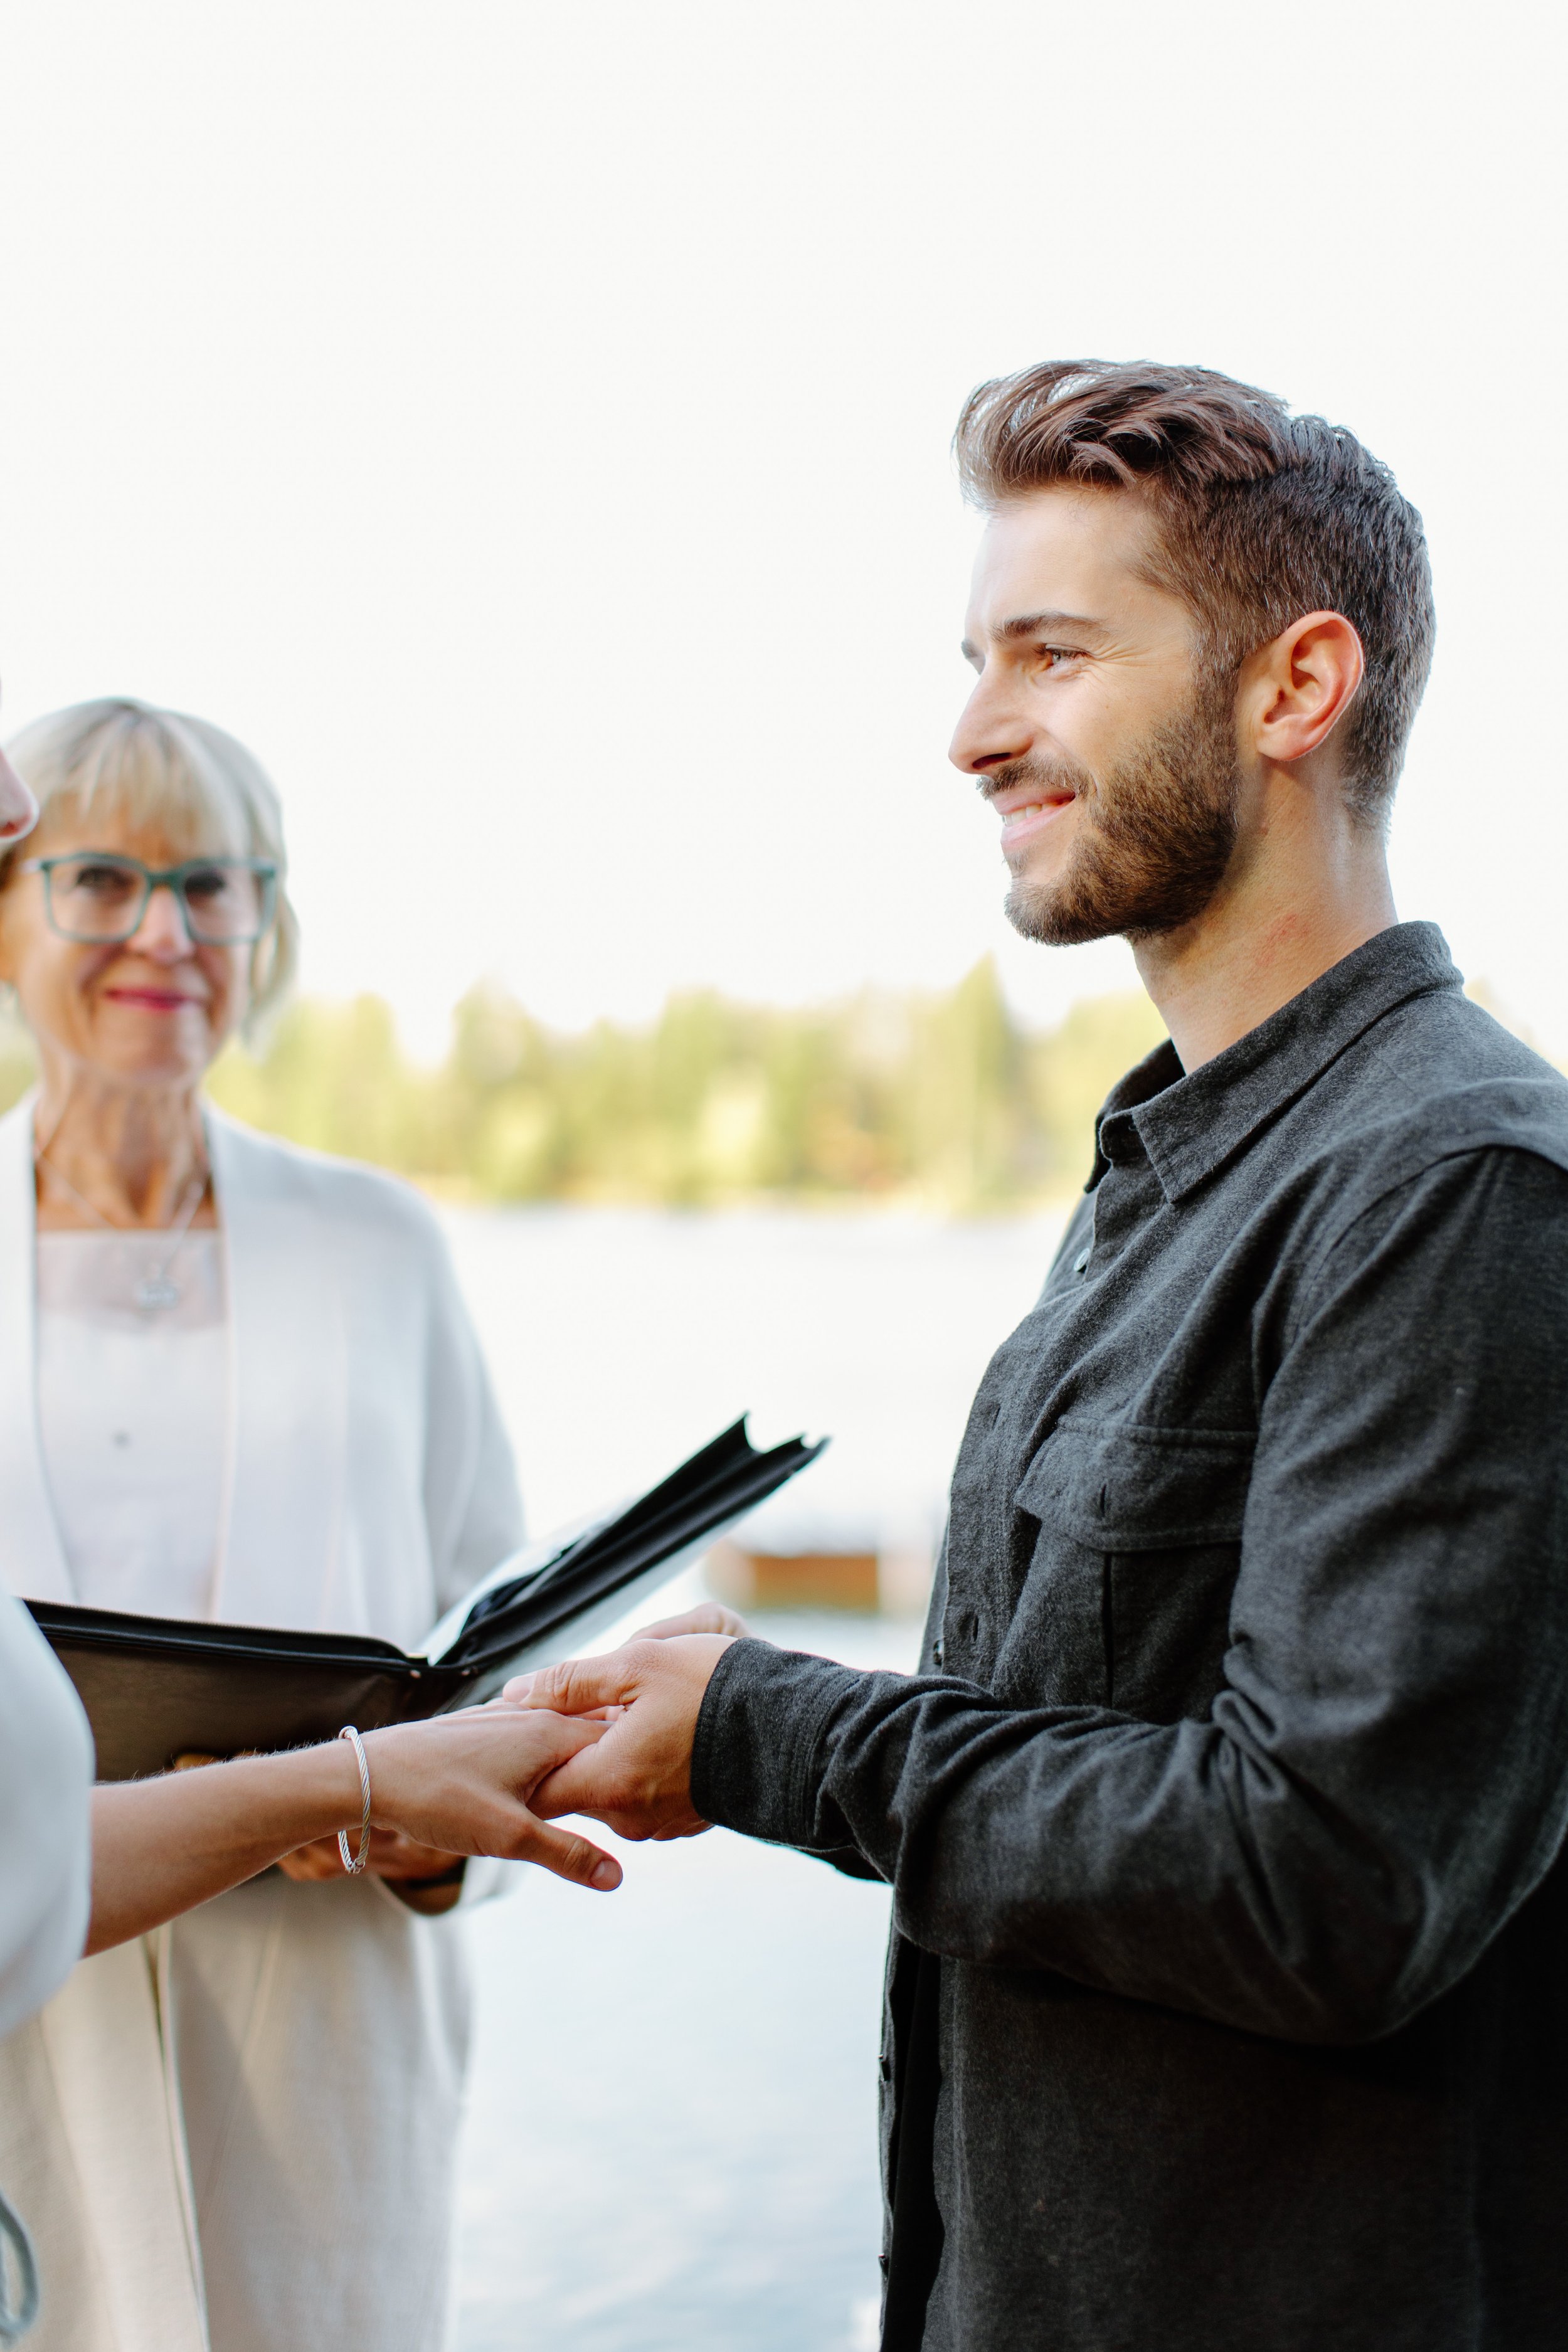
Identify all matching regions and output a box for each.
[87,1743,362,1954]
[83,1705,623,1954]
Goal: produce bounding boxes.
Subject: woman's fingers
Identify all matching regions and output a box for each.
[509,1814,622,1891]
[520,1636,736,1841]
[359,1705,624,1892]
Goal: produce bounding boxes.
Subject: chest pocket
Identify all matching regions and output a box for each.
[1010,1422,1253,1720]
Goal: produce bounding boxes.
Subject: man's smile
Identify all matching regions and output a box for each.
[987,778,1076,855]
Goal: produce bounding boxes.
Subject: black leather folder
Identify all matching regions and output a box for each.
[28,1416,825,1780]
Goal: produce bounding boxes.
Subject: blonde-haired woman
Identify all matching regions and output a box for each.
[0,699,529,2352]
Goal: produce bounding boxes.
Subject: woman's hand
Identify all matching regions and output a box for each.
[506,1634,736,1843]
[88,1703,623,1956]
[179,1749,480,1891]
[361,1707,621,1883]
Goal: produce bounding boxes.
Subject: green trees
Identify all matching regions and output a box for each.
[0,965,1168,1210]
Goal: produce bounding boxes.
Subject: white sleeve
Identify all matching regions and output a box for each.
[0,1594,92,2035]
[420,1225,526,1618]
[418,1224,527,1912]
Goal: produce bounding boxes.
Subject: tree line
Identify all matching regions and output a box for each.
[0,961,1167,1212]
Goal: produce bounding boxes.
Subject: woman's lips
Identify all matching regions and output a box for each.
[997,795,1074,852]
[102,987,205,1013]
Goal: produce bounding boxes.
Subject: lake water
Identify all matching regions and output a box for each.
[440,1205,1066,2350]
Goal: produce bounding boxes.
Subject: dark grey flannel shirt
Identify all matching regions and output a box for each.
[692,923,1568,2352]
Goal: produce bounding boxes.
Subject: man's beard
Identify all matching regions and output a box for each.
[995,672,1241,947]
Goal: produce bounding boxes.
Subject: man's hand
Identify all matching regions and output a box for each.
[504,1634,738,1841]
[635,1600,750,1641]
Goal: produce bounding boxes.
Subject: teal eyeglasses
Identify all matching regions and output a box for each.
[18,852,279,946]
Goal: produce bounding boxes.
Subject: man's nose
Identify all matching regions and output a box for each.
[0,750,38,842]
[130,882,194,958]
[948,667,1032,777]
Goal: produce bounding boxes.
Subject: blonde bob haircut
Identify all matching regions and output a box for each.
[0,697,299,1034]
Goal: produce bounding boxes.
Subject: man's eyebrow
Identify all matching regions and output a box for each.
[959,609,1107,661]
[1007,608,1104,642]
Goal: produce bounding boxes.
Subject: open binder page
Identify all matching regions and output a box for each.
[426,1419,829,1697]
[29,1416,826,1777]
[421,1509,618,1667]
[433,1520,755,1703]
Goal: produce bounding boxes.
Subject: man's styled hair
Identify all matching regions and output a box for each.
[954,362,1435,827]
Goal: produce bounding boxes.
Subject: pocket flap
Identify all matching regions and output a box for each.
[1014,1422,1253,1551]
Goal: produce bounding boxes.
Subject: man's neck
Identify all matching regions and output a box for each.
[1132,790,1399,1071]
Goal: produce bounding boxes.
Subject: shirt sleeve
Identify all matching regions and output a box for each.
[420,1223,526,1619]
[416,1221,527,1912]
[0,1594,93,2035]
[691,1146,1568,2046]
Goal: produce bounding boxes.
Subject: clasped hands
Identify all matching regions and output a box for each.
[499,1600,746,1843]
[269,1602,743,1905]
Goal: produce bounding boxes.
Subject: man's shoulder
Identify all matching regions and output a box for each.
[1357,987,1568,1144]
[1370,982,1561,1092]
[1310,989,1568,1226]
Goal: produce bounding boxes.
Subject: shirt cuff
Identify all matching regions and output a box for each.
[691,1636,864,1847]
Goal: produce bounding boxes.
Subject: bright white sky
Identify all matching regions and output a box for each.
[0,3,1562,1056]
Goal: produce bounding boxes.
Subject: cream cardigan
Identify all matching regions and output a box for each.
[0,1098,525,2352]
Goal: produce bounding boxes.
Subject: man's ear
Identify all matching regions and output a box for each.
[1244,610,1365,768]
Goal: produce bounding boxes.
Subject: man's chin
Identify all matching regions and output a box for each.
[1004,874,1123,949]
[1004,841,1232,948]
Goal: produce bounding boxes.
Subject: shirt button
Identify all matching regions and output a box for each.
[1073,1246,1091,1274]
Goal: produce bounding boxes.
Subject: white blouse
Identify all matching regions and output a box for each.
[0,1104,526,2352]
[35,1230,228,1621]
[0,1591,92,2036]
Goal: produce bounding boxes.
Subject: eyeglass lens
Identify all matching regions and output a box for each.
[46,857,273,944]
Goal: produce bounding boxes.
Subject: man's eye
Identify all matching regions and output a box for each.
[1037,645,1083,671]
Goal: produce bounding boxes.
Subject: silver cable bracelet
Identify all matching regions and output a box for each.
[337,1725,372,1875]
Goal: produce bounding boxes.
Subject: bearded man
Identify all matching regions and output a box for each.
[518,363,1568,2350]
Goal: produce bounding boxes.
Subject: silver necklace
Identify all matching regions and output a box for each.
[34,1150,211,1313]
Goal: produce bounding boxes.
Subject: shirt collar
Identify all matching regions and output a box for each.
[1089,922,1463,1204]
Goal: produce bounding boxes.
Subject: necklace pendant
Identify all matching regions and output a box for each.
[134,1273,182,1313]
